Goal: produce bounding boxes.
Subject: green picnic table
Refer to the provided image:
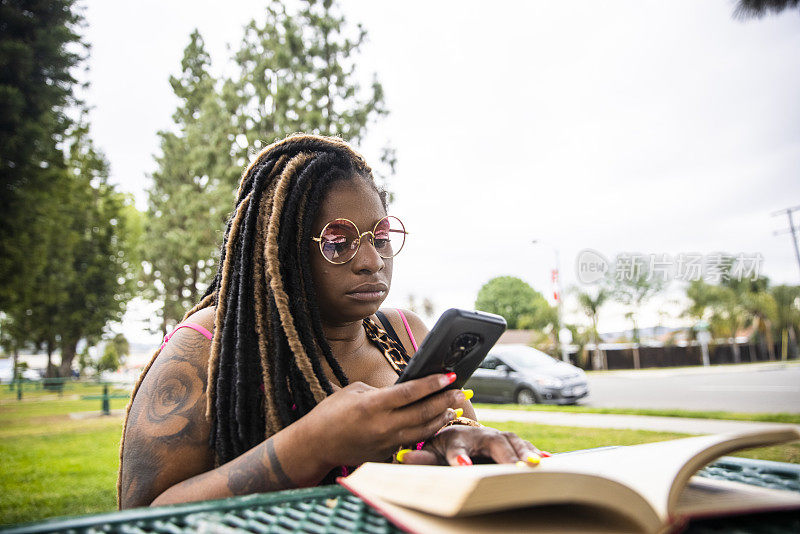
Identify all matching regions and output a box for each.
[3,456,800,533]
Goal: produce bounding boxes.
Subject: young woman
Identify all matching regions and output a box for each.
[118,134,542,509]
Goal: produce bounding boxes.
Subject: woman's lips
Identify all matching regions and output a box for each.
[346,283,388,302]
[346,290,386,302]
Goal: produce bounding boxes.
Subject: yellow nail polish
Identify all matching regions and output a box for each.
[462,389,474,401]
[526,454,541,465]
[396,449,411,463]
[454,408,464,418]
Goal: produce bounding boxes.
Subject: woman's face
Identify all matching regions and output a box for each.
[309,177,393,325]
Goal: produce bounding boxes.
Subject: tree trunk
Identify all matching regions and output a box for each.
[731,340,741,363]
[46,340,54,378]
[591,316,603,370]
[764,319,775,361]
[59,338,78,378]
[632,344,641,369]
[161,311,168,337]
[748,341,758,362]
[12,348,19,384]
[190,263,199,304]
[730,319,741,363]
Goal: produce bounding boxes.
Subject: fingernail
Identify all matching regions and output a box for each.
[538,451,552,458]
[526,454,541,466]
[454,408,464,418]
[462,389,474,400]
[444,372,457,385]
[456,454,472,466]
[516,461,528,467]
[396,449,411,463]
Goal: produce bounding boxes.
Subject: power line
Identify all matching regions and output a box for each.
[772,205,800,280]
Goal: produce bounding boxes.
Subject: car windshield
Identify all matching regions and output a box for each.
[493,346,557,370]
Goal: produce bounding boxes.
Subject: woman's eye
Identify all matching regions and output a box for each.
[323,236,350,253]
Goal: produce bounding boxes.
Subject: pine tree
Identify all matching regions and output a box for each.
[144,2,392,331]
[0,0,84,335]
[143,30,238,333]
[56,117,137,375]
[225,0,387,159]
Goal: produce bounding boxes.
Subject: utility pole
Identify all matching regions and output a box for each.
[532,240,569,363]
[772,205,800,280]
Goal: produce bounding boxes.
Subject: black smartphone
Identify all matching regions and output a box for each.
[395,308,507,389]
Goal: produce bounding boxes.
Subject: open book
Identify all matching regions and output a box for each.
[339,427,800,534]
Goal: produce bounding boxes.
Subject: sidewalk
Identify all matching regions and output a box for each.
[586,360,800,379]
[474,408,800,435]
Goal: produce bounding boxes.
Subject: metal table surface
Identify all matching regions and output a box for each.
[3,456,800,534]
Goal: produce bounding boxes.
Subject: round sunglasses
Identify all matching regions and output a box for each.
[311,216,407,264]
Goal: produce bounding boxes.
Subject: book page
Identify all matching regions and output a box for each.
[354,488,646,534]
[538,426,800,521]
[676,476,800,518]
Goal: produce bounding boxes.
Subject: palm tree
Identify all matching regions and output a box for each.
[613,257,666,369]
[771,285,800,359]
[742,291,778,360]
[576,287,609,370]
[685,280,745,363]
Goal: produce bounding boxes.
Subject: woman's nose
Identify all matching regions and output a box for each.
[351,235,384,273]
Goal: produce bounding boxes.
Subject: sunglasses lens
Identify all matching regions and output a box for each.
[373,216,406,258]
[319,220,359,263]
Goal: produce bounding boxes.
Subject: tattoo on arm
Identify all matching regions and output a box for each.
[226,438,294,495]
[120,333,211,508]
[267,439,293,488]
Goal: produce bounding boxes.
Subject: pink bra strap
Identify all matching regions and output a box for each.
[160,322,213,350]
[396,309,418,352]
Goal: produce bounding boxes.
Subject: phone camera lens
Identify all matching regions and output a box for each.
[444,333,482,368]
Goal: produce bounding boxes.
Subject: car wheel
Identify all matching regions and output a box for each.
[515,388,538,405]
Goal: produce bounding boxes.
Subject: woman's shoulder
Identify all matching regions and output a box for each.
[150,306,216,378]
[184,306,216,335]
[376,307,429,353]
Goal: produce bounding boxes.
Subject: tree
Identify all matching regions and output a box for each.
[52,116,138,376]
[0,0,83,245]
[109,333,130,360]
[575,287,610,370]
[142,30,237,333]
[144,2,393,332]
[0,0,84,352]
[475,276,551,330]
[742,291,778,360]
[407,294,435,320]
[733,0,800,19]
[96,344,120,374]
[565,323,592,369]
[612,256,666,368]
[225,0,387,160]
[771,285,800,359]
[0,2,136,377]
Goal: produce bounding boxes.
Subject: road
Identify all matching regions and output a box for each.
[581,362,800,414]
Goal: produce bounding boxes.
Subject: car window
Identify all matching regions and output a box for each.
[495,347,557,369]
[480,356,499,369]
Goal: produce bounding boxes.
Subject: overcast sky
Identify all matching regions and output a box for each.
[80,1,800,345]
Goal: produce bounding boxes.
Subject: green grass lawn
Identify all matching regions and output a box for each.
[1,390,798,526]
[488,422,800,464]
[474,402,800,425]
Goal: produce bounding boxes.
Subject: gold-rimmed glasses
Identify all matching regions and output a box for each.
[311,216,407,264]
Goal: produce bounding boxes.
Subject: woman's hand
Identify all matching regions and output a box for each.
[399,425,545,466]
[297,372,465,470]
